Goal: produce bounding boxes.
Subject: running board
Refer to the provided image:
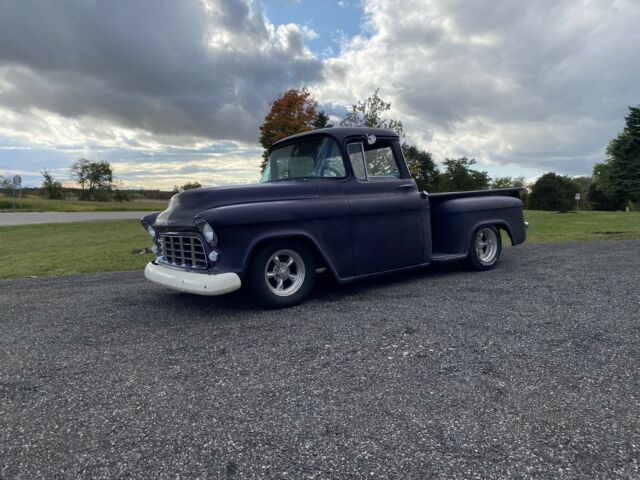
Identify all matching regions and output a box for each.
[431,253,467,263]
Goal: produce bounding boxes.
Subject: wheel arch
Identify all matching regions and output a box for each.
[242,233,339,280]
[468,220,514,253]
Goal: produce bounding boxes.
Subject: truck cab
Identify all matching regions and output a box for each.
[142,127,527,308]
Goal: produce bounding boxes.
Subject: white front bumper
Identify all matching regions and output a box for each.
[144,262,241,296]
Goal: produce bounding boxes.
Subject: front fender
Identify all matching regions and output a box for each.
[195,199,352,280]
[141,211,161,227]
[241,230,342,280]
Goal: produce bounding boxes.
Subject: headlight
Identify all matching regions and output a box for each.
[196,221,218,247]
[141,221,156,240]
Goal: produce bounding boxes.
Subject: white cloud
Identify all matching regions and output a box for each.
[314,0,640,175]
[1,0,639,188]
[0,0,322,146]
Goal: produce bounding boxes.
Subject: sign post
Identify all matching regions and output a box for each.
[575,192,581,210]
[12,175,21,209]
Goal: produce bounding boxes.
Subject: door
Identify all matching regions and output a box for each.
[345,138,426,276]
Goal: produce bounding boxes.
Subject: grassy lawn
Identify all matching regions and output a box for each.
[0,211,638,279]
[522,210,640,243]
[0,220,153,279]
[0,196,167,212]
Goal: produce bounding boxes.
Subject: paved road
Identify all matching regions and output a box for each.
[0,211,151,226]
[1,241,639,478]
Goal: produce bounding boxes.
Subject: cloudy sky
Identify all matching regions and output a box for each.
[1,0,638,189]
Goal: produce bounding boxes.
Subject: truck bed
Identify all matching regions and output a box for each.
[427,187,523,203]
[427,187,526,257]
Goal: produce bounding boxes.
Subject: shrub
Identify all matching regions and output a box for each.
[529,173,580,211]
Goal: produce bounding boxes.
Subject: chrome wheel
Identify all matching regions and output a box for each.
[265,249,306,297]
[475,227,498,265]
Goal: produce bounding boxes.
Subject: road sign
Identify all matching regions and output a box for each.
[11,174,22,209]
[575,193,581,200]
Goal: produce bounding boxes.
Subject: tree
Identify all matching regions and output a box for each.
[402,144,439,192]
[588,162,626,210]
[41,169,64,199]
[259,88,318,172]
[70,159,90,193]
[572,176,592,192]
[439,157,490,192]
[603,105,640,205]
[312,110,332,129]
[112,180,132,202]
[489,176,528,205]
[0,175,10,192]
[529,172,579,211]
[179,181,202,191]
[340,89,404,136]
[70,159,114,200]
[491,176,525,189]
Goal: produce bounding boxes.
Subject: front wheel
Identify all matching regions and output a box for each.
[248,241,316,308]
[463,226,502,270]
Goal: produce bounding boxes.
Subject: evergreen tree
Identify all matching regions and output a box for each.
[606,105,640,204]
[312,111,332,129]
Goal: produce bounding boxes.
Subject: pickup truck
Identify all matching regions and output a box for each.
[141,127,527,307]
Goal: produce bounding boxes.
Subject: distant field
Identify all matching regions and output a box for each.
[0,195,167,212]
[0,211,638,279]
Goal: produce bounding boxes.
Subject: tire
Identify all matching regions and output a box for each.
[248,241,316,308]
[463,226,502,271]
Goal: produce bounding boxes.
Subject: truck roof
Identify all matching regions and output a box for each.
[270,127,399,151]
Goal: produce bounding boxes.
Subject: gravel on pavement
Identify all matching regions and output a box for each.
[1,241,639,478]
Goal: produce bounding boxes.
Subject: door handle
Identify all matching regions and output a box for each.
[396,184,414,190]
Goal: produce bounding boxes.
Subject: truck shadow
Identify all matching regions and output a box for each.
[148,261,467,316]
[311,261,464,301]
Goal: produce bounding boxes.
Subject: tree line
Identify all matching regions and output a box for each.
[259,88,640,211]
[32,159,201,202]
[24,90,638,211]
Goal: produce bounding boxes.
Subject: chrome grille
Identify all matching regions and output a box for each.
[158,234,208,270]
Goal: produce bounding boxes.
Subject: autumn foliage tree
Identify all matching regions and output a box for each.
[259,88,318,172]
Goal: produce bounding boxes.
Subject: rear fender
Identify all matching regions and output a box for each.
[467,220,514,253]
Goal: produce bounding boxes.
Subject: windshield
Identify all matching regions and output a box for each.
[261,137,346,182]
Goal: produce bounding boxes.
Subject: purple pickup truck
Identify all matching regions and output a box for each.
[141,127,527,307]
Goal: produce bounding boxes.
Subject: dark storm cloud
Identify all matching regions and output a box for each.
[0,0,322,142]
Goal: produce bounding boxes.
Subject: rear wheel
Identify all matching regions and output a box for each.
[248,241,316,308]
[464,226,502,270]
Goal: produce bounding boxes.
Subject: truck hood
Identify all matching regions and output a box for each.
[154,181,318,227]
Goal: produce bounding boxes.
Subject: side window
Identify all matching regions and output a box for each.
[365,144,400,180]
[347,141,401,181]
[347,143,367,180]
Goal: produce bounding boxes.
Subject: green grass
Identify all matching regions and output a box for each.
[0,196,167,212]
[522,210,640,243]
[0,210,638,280]
[0,220,153,279]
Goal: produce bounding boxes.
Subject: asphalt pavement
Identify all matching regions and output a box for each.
[0,211,150,226]
[1,241,639,479]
